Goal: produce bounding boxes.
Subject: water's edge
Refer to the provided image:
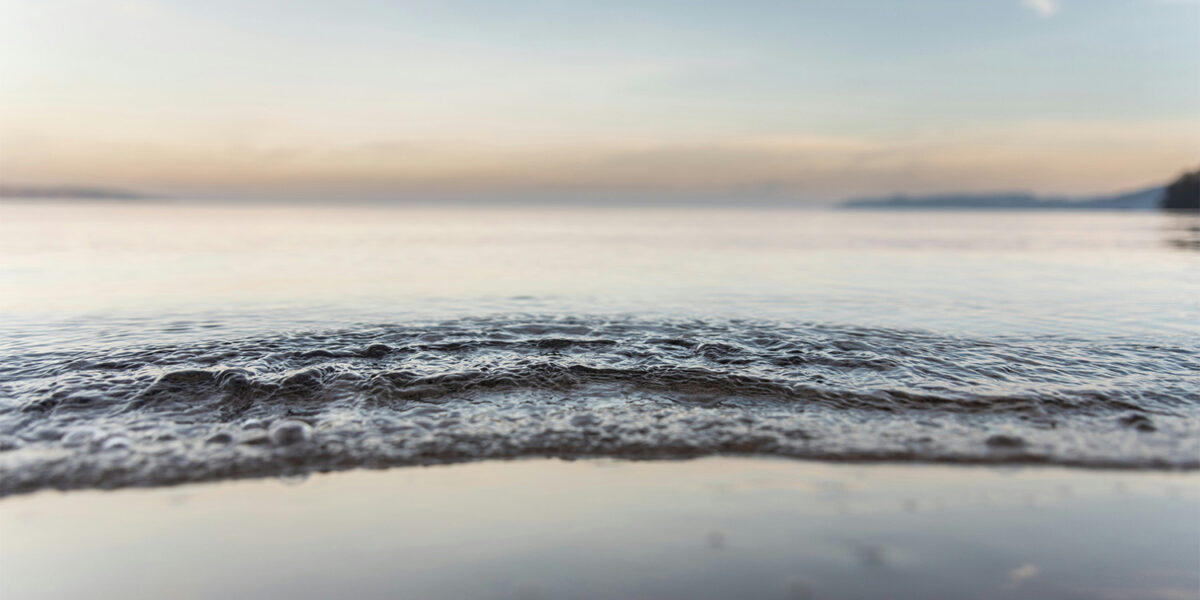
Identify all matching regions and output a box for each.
[3,316,1197,496]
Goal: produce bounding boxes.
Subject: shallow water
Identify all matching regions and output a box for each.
[1,202,1198,493]
[2,458,1196,600]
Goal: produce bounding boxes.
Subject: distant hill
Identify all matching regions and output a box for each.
[840,185,1163,211]
[0,184,152,200]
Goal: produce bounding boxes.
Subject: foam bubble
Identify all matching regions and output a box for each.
[1,317,1197,496]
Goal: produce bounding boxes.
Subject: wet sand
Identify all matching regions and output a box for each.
[1,457,1196,599]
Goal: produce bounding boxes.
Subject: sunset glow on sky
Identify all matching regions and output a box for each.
[1,0,1197,201]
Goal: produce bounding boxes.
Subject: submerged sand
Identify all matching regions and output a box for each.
[1,457,1196,600]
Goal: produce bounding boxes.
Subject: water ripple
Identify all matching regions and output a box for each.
[1,316,1197,495]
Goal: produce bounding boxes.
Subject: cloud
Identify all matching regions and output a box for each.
[1022,0,1060,17]
[1005,564,1040,589]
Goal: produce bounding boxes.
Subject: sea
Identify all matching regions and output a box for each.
[1,201,1197,495]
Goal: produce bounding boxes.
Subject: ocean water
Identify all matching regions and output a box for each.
[1,202,1197,494]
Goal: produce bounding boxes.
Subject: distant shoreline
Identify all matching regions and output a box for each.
[0,185,154,201]
[839,186,1165,211]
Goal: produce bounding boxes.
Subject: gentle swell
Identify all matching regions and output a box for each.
[1,317,1197,495]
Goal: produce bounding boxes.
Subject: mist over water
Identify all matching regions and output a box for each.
[1,203,1198,494]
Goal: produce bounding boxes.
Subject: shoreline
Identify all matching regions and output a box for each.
[3,456,1196,599]
[4,451,1199,500]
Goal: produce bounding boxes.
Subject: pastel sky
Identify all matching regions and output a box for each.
[1,0,1198,201]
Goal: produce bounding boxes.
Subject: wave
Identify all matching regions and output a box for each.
[1,317,1197,495]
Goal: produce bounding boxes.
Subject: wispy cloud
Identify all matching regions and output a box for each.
[1005,564,1040,589]
[1022,0,1060,17]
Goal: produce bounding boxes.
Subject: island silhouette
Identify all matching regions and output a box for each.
[841,168,1199,211]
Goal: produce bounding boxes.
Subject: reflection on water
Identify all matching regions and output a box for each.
[0,458,1195,600]
[1161,214,1200,251]
[1,202,1197,339]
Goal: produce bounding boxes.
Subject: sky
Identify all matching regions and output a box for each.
[1,0,1198,202]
